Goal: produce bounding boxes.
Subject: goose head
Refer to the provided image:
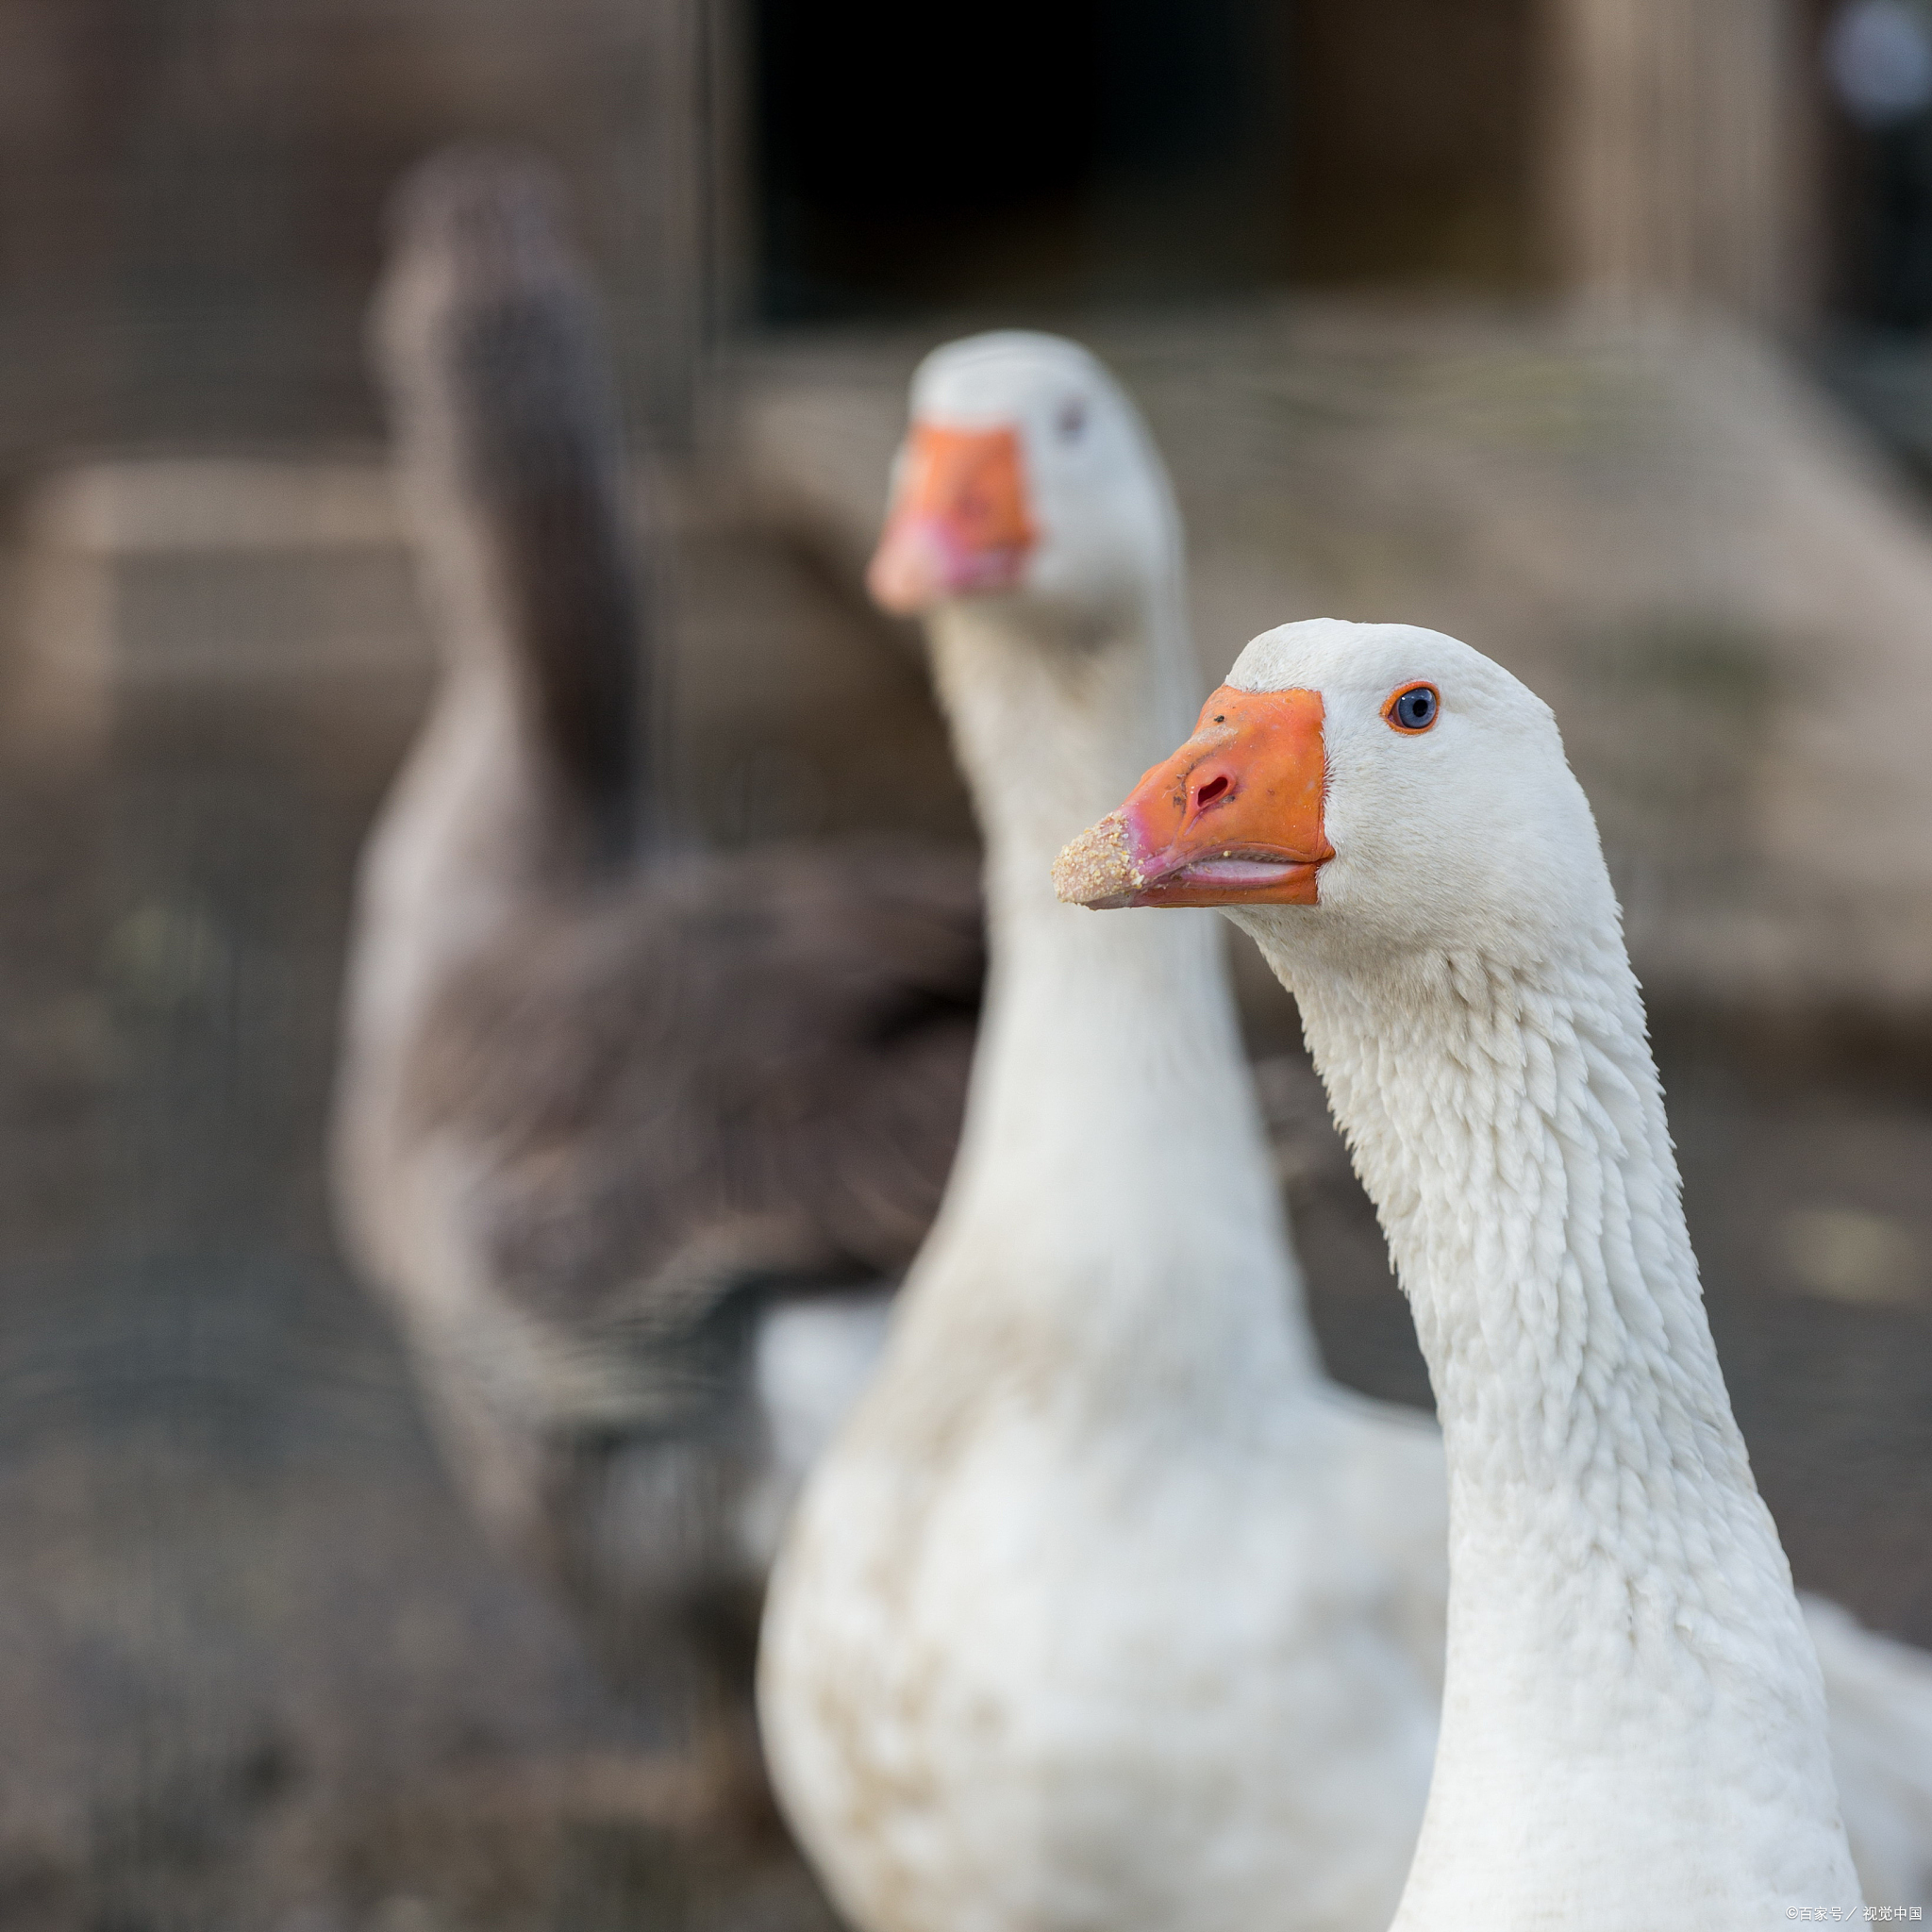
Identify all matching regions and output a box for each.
[371,146,581,460]
[868,331,1179,641]
[1054,617,1615,975]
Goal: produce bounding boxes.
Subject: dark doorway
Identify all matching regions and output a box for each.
[750,0,1290,319]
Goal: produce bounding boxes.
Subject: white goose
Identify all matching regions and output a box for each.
[1057,616,1916,1922]
[760,333,1444,1932]
[765,331,1932,1927]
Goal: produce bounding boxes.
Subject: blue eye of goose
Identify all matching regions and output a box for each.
[1390,684,1438,732]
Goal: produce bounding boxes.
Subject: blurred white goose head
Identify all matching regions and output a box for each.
[868,330,1179,639]
[1056,617,1617,975]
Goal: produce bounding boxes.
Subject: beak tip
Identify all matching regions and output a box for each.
[1052,811,1145,908]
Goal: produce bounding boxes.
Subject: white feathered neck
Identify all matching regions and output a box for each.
[892,581,1321,1423]
[1264,917,1861,1923]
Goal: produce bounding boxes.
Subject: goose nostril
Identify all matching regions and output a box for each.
[1194,774,1231,811]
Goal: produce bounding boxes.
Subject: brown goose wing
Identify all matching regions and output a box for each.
[400,840,981,1406]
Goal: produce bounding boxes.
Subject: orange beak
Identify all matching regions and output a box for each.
[1052,687,1333,908]
[867,422,1038,615]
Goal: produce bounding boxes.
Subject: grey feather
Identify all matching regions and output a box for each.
[336,149,980,1703]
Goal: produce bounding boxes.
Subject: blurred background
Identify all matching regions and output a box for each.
[5,2,1932,1928]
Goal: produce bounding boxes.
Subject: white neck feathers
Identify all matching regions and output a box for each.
[896,590,1320,1415]
[1270,924,1859,1920]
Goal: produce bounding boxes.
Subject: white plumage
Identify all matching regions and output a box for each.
[762,336,1932,1930]
[1065,615,1928,1923]
[760,335,1441,1932]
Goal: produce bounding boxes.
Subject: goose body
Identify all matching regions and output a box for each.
[760,336,1441,1931]
[765,332,1932,1926]
[1061,617,1879,1923]
[331,151,979,1697]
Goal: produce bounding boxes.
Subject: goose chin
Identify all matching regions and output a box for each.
[1052,812,1324,909]
[1129,855,1324,908]
[1128,854,1329,904]
[868,517,1028,615]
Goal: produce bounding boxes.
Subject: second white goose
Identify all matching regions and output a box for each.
[760,333,1443,1932]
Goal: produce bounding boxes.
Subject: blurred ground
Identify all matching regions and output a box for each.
[1,302,1931,1929]
[0,498,881,1932]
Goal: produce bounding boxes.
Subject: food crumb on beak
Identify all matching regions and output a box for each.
[1052,812,1144,908]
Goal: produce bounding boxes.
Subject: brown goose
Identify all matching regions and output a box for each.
[330,149,980,1732]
